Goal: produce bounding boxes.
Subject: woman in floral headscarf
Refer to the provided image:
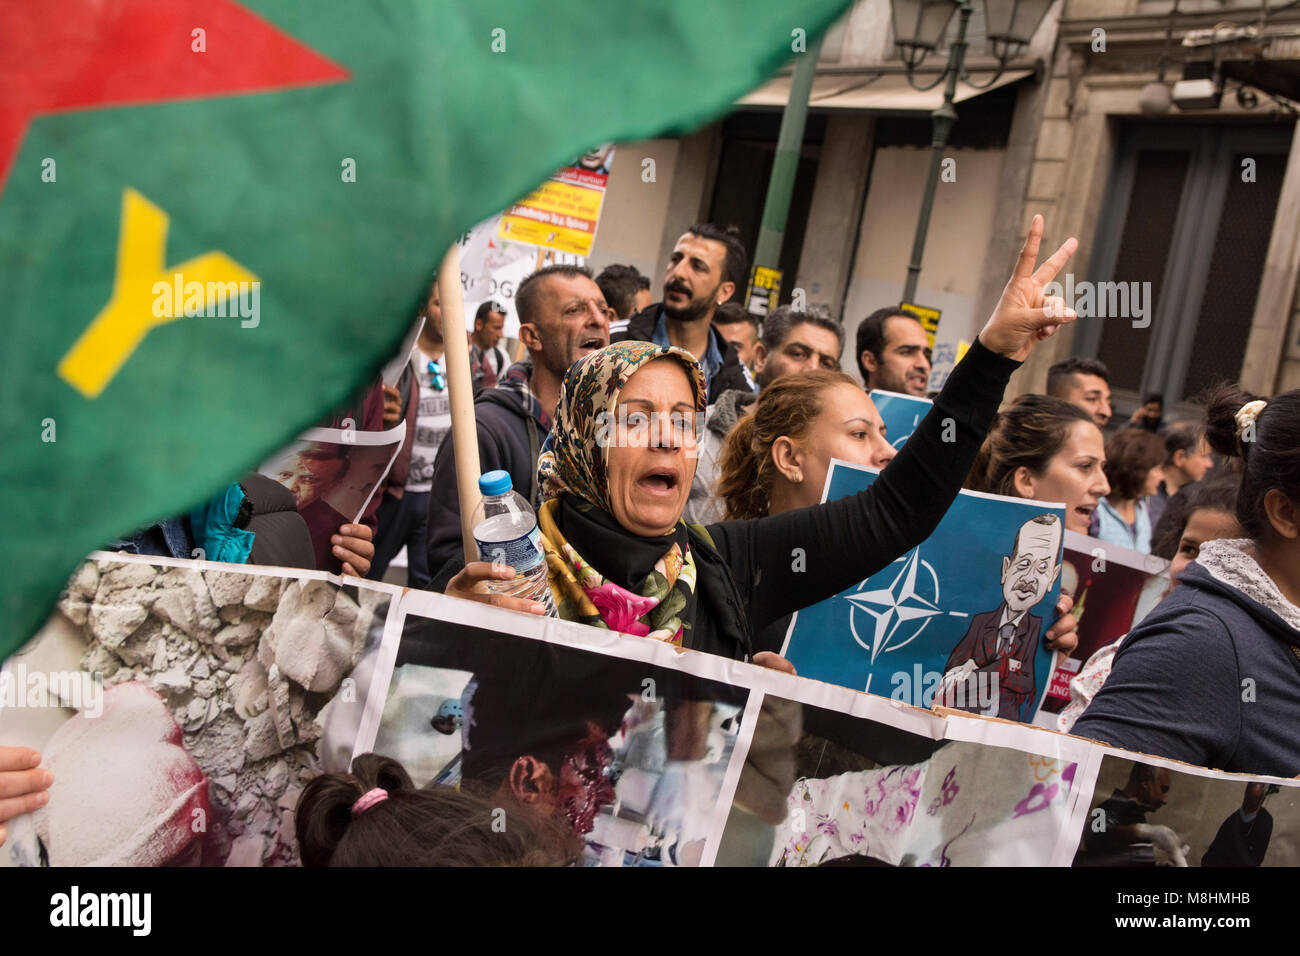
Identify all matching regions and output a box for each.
[447,217,1082,665]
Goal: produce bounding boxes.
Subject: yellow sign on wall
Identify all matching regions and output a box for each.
[900,301,941,350]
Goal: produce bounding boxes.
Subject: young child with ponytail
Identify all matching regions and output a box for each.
[295,753,581,866]
[1072,385,1300,775]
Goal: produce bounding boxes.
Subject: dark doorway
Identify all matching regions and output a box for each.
[1076,121,1292,408]
[707,112,824,307]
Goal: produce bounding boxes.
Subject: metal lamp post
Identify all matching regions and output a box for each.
[892,0,1054,303]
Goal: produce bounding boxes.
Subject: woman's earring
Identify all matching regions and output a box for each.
[791,471,803,484]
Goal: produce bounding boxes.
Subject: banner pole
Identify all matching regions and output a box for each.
[437,245,481,565]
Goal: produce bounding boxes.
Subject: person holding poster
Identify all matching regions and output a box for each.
[1056,473,1242,731]
[1072,385,1300,777]
[447,216,1081,668]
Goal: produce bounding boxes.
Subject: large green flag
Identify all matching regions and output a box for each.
[0,0,852,659]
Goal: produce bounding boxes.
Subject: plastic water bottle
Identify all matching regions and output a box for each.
[471,470,556,616]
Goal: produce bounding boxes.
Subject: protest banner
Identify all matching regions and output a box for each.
[1036,532,1170,726]
[356,589,754,866]
[0,553,402,867]
[1066,748,1300,867]
[869,389,932,450]
[6,553,1288,870]
[783,460,1066,724]
[715,681,1092,867]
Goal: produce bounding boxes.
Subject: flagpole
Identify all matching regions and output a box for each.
[436,245,482,564]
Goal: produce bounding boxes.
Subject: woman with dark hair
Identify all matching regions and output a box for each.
[1091,428,1165,553]
[296,753,582,866]
[1057,471,1242,732]
[964,393,1110,535]
[442,217,1080,667]
[1072,385,1300,775]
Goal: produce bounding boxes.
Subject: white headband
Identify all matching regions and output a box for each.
[1235,399,1267,437]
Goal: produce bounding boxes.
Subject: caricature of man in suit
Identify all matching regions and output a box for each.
[940,514,1062,721]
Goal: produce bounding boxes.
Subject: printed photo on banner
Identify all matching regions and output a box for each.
[1037,531,1169,724]
[869,389,932,450]
[258,422,405,568]
[358,593,748,867]
[0,554,400,867]
[783,461,1066,724]
[1071,751,1300,867]
[717,689,1081,867]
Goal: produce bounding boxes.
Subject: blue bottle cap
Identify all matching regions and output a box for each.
[478,470,513,496]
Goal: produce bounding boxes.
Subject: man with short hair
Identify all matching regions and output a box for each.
[1046,356,1112,428]
[595,264,646,331]
[684,307,847,525]
[470,300,509,390]
[426,265,610,583]
[612,222,756,401]
[712,302,760,372]
[1147,420,1214,528]
[856,307,931,397]
[754,306,844,388]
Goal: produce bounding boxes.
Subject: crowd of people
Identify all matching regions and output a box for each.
[3,212,1298,868]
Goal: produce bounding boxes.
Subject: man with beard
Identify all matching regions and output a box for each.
[940,514,1063,721]
[856,306,932,397]
[612,223,756,402]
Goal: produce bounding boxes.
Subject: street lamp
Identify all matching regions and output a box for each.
[892,0,1054,303]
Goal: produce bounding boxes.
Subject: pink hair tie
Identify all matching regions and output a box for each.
[351,788,388,817]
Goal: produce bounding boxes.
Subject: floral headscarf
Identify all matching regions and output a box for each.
[537,341,707,510]
[534,342,708,645]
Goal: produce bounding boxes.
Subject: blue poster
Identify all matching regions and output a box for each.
[870,389,933,450]
[784,461,1066,723]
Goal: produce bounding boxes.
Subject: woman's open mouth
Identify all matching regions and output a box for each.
[637,471,680,496]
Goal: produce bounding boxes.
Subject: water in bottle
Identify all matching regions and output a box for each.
[471,470,556,616]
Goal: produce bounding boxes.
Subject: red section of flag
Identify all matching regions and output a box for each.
[0,0,349,192]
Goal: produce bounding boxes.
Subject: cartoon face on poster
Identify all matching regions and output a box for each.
[869,390,932,450]
[782,461,1066,724]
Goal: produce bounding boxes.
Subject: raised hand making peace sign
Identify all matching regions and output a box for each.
[976,214,1079,363]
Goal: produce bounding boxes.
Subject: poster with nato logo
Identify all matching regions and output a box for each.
[869,390,933,450]
[782,461,1066,724]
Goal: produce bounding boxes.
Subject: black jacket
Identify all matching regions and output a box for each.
[690,337,1017,663]
[612,304,756,403]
